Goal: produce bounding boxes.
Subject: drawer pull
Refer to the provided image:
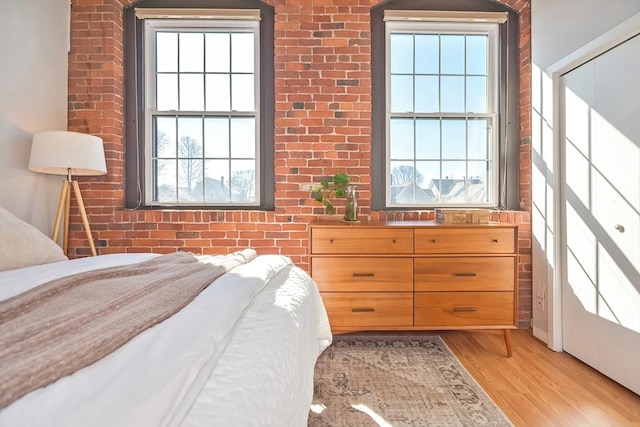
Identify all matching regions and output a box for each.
[352,308,375,313]
[454,272,477,277]
[432,239,438,243]
[329,239,334,244]
[453,307,478,312]
[352,273,375,277]
[392,239,397,243]
[492,239,499,243]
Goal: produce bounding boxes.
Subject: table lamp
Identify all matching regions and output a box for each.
[28,130,107,256]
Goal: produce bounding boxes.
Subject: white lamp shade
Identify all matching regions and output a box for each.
[28,131,107,176]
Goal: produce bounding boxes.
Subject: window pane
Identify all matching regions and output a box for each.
[415,34,438,74]
[177,117,203,158]
[230,160,255,202]
[155,117,176,158]
[232,74,255,111]
[179,33,203,72]
[390,161,417,204]
[204,159,230,202]
[466,35,487,75]
[206,74,230,111]
[441,161,466,180]
[390,161,415,186]
[441,161,467,202]
[468,119,489,159]
[390,34,413,74]
[178,158,204,202]
[468,161,489,203]
[231,33,254,73]
[390,75,414,113]
[206,33,230,72]
[156,32,177,72]
[441,76,464,111]
[416,119,440,159]
[415,76,439,113]
[441,35,464,75]
[230,118,255,158]
[157,74,178,110]
[442,119,466,159]
[390,118,414,159]
[180,74,204,111]
[204,117,229,158]
[466,76,487,112]
[416,161,440,203]
[156,159,176,203]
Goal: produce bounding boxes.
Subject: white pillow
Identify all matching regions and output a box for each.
[0,207,68,272]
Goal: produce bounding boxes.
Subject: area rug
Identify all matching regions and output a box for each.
[309,335,513,427]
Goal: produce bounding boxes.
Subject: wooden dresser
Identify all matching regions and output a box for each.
[309,220,518,356]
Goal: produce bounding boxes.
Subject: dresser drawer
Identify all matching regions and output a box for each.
[414,257,515,292]
[321,292,413,328]
[414,228,515,254]
[414,292,514,327]
[312,257,413,292]
[311,228,413,254]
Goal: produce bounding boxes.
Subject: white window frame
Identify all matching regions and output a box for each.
[384,19,500,208]
[143,18,261,207]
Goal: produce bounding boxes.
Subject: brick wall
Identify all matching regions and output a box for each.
[68,0,532,327]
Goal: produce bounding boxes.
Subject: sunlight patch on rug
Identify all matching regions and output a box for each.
[309,335,513,427]
[351,403,393,426]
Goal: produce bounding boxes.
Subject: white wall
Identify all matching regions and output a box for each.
[0,0,70,233]
[532,0,640,71]
[531,0,640,343]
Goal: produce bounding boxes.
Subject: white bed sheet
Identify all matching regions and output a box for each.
[0,253,332,427]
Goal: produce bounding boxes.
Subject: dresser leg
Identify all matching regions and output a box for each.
[503,329,513,357]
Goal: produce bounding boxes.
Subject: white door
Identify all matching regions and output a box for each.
[561,34,640,395]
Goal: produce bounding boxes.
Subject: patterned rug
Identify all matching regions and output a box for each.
[309,335,513,427]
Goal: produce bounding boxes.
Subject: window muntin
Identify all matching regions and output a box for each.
[386,21,499,207]
[145,19,260,206]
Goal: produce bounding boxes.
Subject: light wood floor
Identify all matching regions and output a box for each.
[437,329,640,427]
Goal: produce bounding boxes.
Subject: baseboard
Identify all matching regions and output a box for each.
[533,326,548,344]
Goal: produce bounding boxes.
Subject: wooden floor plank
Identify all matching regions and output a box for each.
[438,329,640,427]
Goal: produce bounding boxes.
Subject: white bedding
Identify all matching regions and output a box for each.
[0,253,332,427]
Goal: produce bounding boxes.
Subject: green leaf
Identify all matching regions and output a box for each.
[325,201,335,214]
[333,173,350,186]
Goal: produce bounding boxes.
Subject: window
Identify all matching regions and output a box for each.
[124,2,274,209]
[387,21,499,207]
[147,20,259,205]
[371,2,520,210]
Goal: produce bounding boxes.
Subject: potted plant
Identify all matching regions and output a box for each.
[309,172,351,216]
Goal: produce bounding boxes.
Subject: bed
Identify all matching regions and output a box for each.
[0,207,332,427]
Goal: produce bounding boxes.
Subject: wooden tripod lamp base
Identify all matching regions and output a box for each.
[51,173,97,257]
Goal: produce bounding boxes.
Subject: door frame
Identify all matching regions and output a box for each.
[545,13,640,352]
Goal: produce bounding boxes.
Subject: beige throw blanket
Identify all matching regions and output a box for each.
[0,249,257,408]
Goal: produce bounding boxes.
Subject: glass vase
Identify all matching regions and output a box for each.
[344,184,358,221]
